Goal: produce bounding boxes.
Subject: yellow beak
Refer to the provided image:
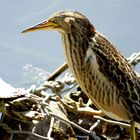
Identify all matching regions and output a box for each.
[21,21,59,33]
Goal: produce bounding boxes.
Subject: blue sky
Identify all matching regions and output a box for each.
[0,0,140,87]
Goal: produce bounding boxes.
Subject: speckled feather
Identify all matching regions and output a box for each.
[59,11,140,123]
[22,10,140,128]
[90,32,140,122]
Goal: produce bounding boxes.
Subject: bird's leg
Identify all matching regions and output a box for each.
[130,121,136,140]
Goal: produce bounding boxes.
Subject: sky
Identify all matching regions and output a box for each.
[0,0,140,87]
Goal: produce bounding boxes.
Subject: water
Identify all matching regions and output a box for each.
[0,0,140,88]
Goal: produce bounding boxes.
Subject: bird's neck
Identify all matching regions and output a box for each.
[61,33,89,68]
[61,32,92,87]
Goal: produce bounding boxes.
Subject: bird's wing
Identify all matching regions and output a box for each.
[90,32,140,121]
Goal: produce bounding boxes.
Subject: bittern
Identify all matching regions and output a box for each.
[22,10,140,139]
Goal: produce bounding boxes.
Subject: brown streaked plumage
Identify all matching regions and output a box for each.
[22,10,140,139]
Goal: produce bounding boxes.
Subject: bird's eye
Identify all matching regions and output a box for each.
[49,19,57,24]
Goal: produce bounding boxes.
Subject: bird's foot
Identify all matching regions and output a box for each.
[56,95,104,117]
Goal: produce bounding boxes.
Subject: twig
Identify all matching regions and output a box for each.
[9,134,14,140]
[47,62,68,81]
[47,117,55,139]
[89,120,100,132]
[93,115,130,127]
[49,112,90,135]
[127,52,140,66]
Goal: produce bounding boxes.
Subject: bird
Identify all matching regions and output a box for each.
[22,10,140,139]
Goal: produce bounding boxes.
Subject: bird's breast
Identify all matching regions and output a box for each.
[62,34,130,122]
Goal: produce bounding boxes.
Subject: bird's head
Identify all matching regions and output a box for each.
[22,10,95,35]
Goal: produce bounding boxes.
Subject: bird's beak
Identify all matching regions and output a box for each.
[21,20,59,33]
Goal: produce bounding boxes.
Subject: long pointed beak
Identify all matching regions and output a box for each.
[21,21,59,33]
